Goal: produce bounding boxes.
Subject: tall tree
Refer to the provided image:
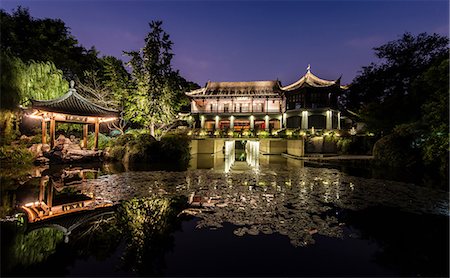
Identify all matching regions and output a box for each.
[0,6,99,79]
[124,21,176,137]
[78,56,130,134]
[343,32,448,133]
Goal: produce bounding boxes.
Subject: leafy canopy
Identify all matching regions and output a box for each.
[344,32,448,133]
[124,21,177,135]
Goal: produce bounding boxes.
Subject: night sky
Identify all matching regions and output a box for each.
[2,0,448,86]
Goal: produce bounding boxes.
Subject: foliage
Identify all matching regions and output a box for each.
[344,32,448,134]
[124,21,176,136]
[0,6,99,79]
[414,58,449,176]
[106,132,191,170]
[87,133,112,150]
[372,124,422,168]
[0,110,20,145]
[0,53,22,110]
[0,145,34,164]
[124,21,199,136]
[1,51,68,109]
[160,133,191,168]
[77,56,131,134]
[4,226,64,272]
[115,196,186,275]
[257,130,270,138]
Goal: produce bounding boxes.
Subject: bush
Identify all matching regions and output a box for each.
[0,145,34,164]
[373,133,420,167]
[106,132,191,170]
[87,133,111,150]
[160,134,190,169]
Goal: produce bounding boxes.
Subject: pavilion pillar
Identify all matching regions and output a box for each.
[94,119,100,150]
[49,117,56,148]
[250,115,254,129]
[41,120,47,145]
[326,110,332,130]
[265,115,269,131]
[337,112,341,130]
[200,115,205,129]
[301,111,308,130]
[230,116,234,129]
[46,180,53,210]
[283,113,287,128]
[83,124,88,149]
[215,116,220,130]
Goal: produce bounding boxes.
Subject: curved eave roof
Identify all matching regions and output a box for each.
[281,71,347,91]
[186,80,282,98]
[31,89,119,117]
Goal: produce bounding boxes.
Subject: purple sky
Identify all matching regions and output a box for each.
[2,0,448,86]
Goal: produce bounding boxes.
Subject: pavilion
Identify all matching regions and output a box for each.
[29,81,118,150]
[186,66,349,131]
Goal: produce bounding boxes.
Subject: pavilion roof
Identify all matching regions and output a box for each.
[31,88,119,117]
[281,69,348,91]
[186,80,282,97]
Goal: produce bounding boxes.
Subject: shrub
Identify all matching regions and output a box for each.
[373,133,420,167]
[0,145,34,164]
[107,132,191,170]
[160,134,190,169]
[87,133,111,150]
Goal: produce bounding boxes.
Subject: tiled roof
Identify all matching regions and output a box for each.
[186,68,348,98]
[186,80,282,97]
[281,70,346,91]
[31,89,119,117]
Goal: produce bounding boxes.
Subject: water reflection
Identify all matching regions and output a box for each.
[1,149,449,276]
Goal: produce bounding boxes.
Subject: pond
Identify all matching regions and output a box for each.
[1,143,449,276]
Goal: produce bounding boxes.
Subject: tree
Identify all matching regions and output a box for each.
[414,58,449,177]
[0,6,99,79]
[77,56,131,134]
[124,21,177,137]
[344,33,448,134]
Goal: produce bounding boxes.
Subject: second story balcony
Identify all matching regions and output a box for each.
[192,106,282,114]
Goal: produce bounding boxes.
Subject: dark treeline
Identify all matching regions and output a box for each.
[342,33,449,185]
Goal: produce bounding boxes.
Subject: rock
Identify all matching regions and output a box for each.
[42,144,51,153]
[20,135,31,141]
[28,143,42,157]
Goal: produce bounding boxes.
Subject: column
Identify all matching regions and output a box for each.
[41,119,47,144]
[94,119,99,150]
[46,179,53,210]
[215,115,220,129]
[49,117,56,148]
[301,111,308,130]
[230,116,234,129]
[265,115,269,131]
[326,110,332,130]
[337,112,341,130]
[200,115,205,128]
[283,113,287,128]
[83,124,88,149]
[250,115,255,129]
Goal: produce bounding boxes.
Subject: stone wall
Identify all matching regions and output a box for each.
[259,139,287,155]
[287,139,305,157]
[192,139,225,154]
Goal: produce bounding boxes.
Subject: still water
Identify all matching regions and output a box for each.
[1,142,449,276]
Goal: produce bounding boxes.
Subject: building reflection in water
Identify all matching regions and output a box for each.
[20,167,112,223]
[189,140,266,173]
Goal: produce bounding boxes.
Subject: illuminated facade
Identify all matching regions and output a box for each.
[186,67,348,131]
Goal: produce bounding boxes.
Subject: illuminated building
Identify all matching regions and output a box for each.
[186,66,348,131]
